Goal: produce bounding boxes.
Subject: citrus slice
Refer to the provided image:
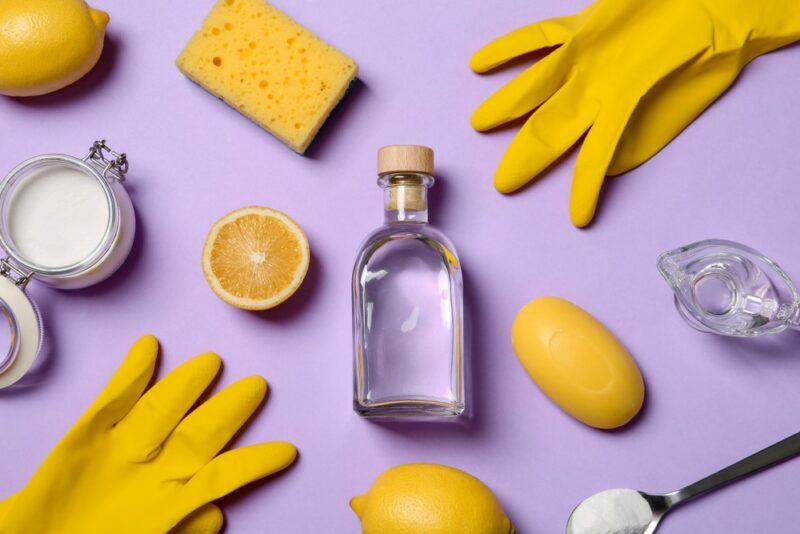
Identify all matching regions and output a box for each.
[202,206,310,310]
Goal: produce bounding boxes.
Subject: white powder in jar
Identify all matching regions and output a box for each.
[567,489,653,534]
[7,166,110,269]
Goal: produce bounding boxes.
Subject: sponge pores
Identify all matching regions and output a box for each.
[177,0,358,153]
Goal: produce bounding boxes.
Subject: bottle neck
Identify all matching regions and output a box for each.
[379,172,433,224]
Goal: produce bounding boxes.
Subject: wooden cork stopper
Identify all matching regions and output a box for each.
[387,185,426,211]
[378,145,434,175]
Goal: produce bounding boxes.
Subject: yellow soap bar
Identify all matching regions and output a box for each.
[512,297,644,430]
[176,0,358,153]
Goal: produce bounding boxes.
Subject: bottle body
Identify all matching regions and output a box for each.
[353,222,464,418]
[352,151,465,420]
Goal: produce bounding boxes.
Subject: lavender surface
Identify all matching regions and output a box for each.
[1,1,800,532]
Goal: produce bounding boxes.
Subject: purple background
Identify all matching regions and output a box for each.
[2,1,800,532]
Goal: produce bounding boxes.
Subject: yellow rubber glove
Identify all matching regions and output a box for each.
[0,500,224,534]
[0,498,227,533]
[0,335,297,534]
[171,505,224,534]
[471,0,800,227]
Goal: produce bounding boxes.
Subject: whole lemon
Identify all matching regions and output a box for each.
[351,463,515,534]
[0,0,109,96]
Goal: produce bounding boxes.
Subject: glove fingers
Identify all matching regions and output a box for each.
[170,504,224,534]
[570,100,637,227]
[0,494,15,520]
[81,335,159,429]
[471,47,568,131]
[608,58,739,175]
[114,352,221,461]
[494,79,597,193]
[160,376,268,476]
[179,442,297,512]
[470,14,582,73]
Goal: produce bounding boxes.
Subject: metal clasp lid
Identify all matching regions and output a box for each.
[0,258,32,289]
[84,139,129,183]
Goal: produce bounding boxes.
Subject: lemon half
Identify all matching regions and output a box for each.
[202,206,310,310]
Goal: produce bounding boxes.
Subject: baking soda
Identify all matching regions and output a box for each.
[568,489,652,534]
[8,166,109,268]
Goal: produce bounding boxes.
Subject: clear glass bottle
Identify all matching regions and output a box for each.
[352,145,465,419]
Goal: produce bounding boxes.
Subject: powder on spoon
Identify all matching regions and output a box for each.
[567,489,653,534]
[7,165,110,269]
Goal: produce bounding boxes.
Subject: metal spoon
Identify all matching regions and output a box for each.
[567,430,800,533]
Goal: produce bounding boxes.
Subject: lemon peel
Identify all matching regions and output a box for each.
[351,463,515,534]
[0,0,109,97]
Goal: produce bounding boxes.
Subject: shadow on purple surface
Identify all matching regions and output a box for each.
[214,384,300,531]
[480,114,584,194]
[248,252,322,323]
[214,449,301,531]
[4,35,121,108]
[72,198,147,298]
[471,46,555,80]
[304,78,367,159]
[710,329,800,360]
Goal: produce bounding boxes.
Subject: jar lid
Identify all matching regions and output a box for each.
[0,274,42,388]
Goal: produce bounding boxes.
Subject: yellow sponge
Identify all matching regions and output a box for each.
[177,0,358,153]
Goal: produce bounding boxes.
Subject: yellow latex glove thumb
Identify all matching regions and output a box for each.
[471,0,800,227]
[0,335,297,534]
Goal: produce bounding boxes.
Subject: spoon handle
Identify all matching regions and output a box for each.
[669,430,800,506]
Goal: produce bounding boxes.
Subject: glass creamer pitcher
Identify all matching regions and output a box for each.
[658,239,800,337]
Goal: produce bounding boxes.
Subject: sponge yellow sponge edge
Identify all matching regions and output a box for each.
[177,0,358,153]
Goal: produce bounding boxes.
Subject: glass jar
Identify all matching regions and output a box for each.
[0,140,135,388]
